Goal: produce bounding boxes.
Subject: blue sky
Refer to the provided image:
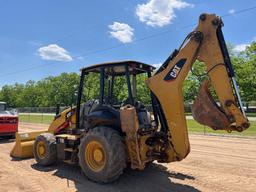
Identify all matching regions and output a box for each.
[0,0,255,87]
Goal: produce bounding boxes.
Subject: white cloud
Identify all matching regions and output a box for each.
[228,9,235,14]
[38,44,73,61]
[135,0,193,27]
[152,62,162,68]
[108,22,134,43]
[233,44,249,52]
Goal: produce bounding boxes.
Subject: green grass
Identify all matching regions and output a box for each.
[19,114,256,136]
[246,113,256,117]
[186,112,256,117]
[19,114,54,124]
[187,119,256,136]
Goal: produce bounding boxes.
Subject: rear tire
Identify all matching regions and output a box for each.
[33,133,57,166]
[78,126,126,183]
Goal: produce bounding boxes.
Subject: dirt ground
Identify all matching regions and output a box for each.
[0,122,255,192]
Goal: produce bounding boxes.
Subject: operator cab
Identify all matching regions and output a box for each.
[77,60,156,132]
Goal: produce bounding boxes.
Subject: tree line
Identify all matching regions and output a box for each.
[0,42,255,108]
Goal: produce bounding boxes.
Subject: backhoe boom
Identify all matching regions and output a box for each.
[146,13,249,162]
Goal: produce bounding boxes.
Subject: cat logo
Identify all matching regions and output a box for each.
[170,65,181,78]
[164,58,187,82]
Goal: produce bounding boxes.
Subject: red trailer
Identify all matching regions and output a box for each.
[0,102,18,139]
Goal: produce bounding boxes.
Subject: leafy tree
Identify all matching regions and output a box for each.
[0,42,255,108]
[183,60,206,103]
[232,42,256,107]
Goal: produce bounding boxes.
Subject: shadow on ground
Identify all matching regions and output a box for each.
[31,162,200,192]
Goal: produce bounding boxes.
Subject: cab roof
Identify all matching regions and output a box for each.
[81,60,156,76]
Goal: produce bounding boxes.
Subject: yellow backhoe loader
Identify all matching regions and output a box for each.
[10,13,250,183]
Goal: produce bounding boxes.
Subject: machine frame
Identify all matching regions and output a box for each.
[75,60,156,130]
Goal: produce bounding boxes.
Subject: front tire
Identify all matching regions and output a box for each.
[33,133,57,166]
[78,126,126,183]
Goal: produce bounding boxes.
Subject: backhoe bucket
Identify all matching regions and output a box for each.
[191,80,230,130]
[10,130,47,158]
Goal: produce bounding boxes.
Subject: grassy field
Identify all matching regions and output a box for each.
[18,114,256,136]
[19,114,54,124]
[187,119,256,136]
[246,113,256,117]
[186,112,256,117]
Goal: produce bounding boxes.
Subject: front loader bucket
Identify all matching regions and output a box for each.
[192,80,230,130]
[10,130,47,158]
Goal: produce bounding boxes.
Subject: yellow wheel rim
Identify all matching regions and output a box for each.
[85,141,106,172]
[37,140,46,159]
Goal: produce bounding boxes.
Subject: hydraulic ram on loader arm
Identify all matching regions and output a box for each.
[146,13,250,162]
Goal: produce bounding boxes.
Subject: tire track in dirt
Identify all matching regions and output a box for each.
[0,142,69,192]
[167,134,256,192]
[0,123,255,192]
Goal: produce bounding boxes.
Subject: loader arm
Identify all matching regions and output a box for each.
[10,107,76,158]
[146,14,249,162]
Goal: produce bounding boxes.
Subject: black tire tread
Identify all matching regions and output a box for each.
[78,126,126,183]
[33,133,57,166]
